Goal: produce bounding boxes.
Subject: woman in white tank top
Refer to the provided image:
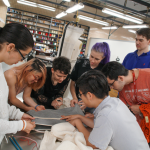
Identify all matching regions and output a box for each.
[4,58,47,112]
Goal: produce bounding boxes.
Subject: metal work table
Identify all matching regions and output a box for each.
[0,131,44,150]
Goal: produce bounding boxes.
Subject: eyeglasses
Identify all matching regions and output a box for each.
[16,49,30,61]
[109,79,117,87]
[16,49,25,61]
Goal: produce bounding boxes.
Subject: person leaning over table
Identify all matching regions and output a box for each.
[61,70,149,150]
[5,58,47,112]
[31,56,71,109]
[70,42,110,113]
[0,23,36,144]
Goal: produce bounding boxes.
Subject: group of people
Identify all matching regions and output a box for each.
[0,22,150,150]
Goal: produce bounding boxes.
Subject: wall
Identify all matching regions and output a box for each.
[85,27,136,55]
[0,2,7,27]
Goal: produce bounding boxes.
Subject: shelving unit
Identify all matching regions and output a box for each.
[6,7,90,56]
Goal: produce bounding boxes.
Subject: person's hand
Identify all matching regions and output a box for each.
[24,120,36,134]
[78,100,86,110]
[51,97,63,109]
[70,99,78,107]
[61,115,80,121]
[129,105,141,115]
[85,113,94,119]
[36,105,45,111]
[26,107,36,112]
[21,113,35,121]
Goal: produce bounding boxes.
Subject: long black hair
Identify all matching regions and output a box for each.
[0,23,34,51]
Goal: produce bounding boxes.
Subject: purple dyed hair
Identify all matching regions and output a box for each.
[91,42,110,65]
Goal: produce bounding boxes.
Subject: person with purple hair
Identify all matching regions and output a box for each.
[70,42,110,113]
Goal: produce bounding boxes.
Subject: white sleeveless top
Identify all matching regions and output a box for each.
[0,63,24,143]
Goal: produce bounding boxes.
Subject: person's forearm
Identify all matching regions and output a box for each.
[9,98,29,111]
[75,120,97,149]
[70,80,78,99]
[24,97,37,108]
[79,115,94,128]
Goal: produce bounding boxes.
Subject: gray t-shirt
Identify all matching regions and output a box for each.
[88,96,149,150]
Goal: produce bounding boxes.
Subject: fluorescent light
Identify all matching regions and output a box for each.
[3,0,10,7]
[63,0,71,1]
[102,8,143,24]
[123,24,149,28]
[78,15,109,26]
[17,0,37,7]
[56,12,67,18]
[102,26,118,29]
[38,4,55,11]
[128,30,136,34]
[66,3,84,13]
[17,0,55,11]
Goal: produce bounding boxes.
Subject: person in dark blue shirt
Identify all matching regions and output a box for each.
[122,28,150,69]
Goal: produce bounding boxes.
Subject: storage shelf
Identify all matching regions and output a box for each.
[7,11,22,15]
[23,14,37,18]
[52,21,64,25]
[6,19,21,23]
[36,30,49,33]
[35,34,48,37]
[7,7,90,54]
[36,25,50,30]
[22,18,37,23]
[37,21,50,26]
[36,38,48,41]
[22,22,36,26]
[35,41,48,45]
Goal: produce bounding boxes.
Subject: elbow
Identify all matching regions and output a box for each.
[9,98,17,105]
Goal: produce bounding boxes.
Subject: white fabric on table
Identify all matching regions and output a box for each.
[40,122,114,150]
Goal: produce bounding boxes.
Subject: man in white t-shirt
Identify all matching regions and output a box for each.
[61,70,149,150]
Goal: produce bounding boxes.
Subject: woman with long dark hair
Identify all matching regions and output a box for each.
[0,23,36,143]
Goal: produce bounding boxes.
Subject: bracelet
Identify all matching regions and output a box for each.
[23,120,27,130]
[35,105,39,109]
[21,120,26,131]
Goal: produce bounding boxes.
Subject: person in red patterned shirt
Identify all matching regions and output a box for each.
[101,61,150,125]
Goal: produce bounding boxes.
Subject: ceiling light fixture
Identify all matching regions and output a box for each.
[38,4,55,11]
[66,3,84,13]
[17,0,55,11]
[2,0,10,7]
[78,15,109,26]
[102,8,143,24]
[102,26,118,29]
[17,0,36,7]
[128,30,136,34]
[63,0,71,1]
[123,24,149,28]
[56,12,67,18]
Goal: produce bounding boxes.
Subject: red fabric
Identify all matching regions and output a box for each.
[119,69,150,124]
[139,103,150,143]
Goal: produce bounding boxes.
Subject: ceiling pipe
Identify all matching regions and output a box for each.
[96,0,150,18]
[40,0,128,25]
